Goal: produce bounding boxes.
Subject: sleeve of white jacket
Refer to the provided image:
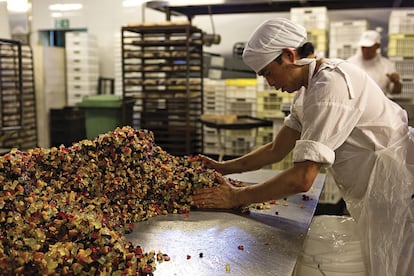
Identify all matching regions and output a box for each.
[285,64,365,167]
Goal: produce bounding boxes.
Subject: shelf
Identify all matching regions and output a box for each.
[0,40,38,150]
[121,24,204,156]
[146,0,414,19]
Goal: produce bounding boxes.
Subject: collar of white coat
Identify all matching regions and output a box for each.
[294,58,317,91]
[306,58,356,100]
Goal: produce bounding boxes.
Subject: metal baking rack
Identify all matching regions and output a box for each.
[0,38,23,132]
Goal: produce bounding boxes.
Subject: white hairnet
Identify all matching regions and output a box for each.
[242,18,307,73]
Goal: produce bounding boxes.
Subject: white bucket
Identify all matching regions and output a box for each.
[293,215,367,276]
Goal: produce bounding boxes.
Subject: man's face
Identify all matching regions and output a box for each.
[258,54,303,93]
[361,44,380,60]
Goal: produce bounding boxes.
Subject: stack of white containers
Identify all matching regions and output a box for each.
[202,78,226,155]
[329,20,368,59]
[114,33,123,96]
[202,78,259,157]
[290,7,329,58]
[65,32,99,106]
[388,10,414,100]
[224,79,257,156]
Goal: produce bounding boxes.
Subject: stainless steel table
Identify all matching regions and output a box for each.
[126,169,326,276]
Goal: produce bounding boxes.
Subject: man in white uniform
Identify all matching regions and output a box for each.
[347,30,402,95]
[192,18,414,276]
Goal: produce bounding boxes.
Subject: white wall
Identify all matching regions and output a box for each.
[31,0,166,78]
[29,1,399,79]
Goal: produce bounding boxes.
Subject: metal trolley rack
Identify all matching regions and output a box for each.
[121,23,203,156]
[0,38,37,153]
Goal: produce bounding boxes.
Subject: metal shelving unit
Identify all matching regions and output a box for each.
[0,39,37,152]
[121,23,203,156]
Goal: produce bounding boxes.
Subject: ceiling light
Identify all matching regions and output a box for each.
[5,0,30,13]
[48,3,83,12]
[122,0,144,8]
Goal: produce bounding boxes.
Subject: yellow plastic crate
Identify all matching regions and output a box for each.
[225,78,257,87]
[388,34,414,57]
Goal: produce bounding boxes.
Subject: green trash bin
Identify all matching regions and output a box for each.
[78,95,133,139]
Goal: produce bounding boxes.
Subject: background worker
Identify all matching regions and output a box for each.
[192,18,414,276]
[347,30,402,95]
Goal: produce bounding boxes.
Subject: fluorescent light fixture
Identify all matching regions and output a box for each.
[6,0,31,13]
[51,12,63,18]
[48,3,83,12]
[122,0,144,8]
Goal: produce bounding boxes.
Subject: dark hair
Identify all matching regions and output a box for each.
[274,41,315,65]
[296,42,315,58]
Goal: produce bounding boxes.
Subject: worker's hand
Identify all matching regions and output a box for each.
[386,72,400,84]
[198,154,230,175]
[386,72,402,94]
[192,172,241,209]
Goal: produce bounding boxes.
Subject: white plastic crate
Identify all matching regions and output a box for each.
[329,20,368,45]
[204,99,225,109]
[66,56,99,67]
[67,82,98,94]
[65,32,98,48]
[203,141,220,155]
[225,98,256,116]
[391,57,414,79]
[67,64,99,75]
[224,136,255,156]
[67,73,99,83]
[256,90,283,118]
[389,10,414,34]
[226,87,256,99]
[272,151,293,171]
[203,105,226,115]
[401,79,414,99]
[388,34,414,57]
[225,78,257,99]
[256,127,273,145]
[223,129,255,137]
[66,47,99,59]
[328,43,358,59]
[290,7,329,30]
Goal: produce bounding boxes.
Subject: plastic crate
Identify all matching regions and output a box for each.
[290,7,329,30]
[391,57,414,79]
[329,20,368,45]
[307,29,328,57]
[256,90,283,118]
[401,79,414,99]
[225,98,256,116]
[272,151,293,171]
[388,34,414,57]
[65,32,98,48]
[389,10,414,34]
[328,43,358,59]
[225,78,257,87]
[256,127,273,145]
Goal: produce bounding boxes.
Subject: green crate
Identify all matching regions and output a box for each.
[78,95,132,139]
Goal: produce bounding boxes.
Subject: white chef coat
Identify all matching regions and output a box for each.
[284,58,414,276]
[347,51,397,94]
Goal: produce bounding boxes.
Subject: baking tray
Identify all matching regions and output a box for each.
[125,170,325,276]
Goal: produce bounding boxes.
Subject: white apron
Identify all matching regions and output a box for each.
[288,59,414,276]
